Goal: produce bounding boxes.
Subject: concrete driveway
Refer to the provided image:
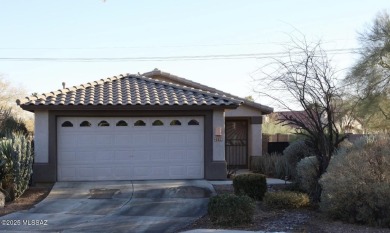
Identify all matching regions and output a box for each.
[0,180,214,233]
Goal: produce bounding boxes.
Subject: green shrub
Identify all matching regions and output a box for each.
[252,140,314,181]
[296,156,319,196]
[233,173,267,201]
[283,181,305,192]
[252,154,273,176]
[0,133,33,201]
[252,153,292,179]
[208,194,255,226]
[320,134,390,227]
[283,139,314,179]
[264,191,310,209]
[338,138,353,149]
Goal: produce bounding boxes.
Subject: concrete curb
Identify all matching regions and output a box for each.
[209,178,290,186]
[181,229,277,233]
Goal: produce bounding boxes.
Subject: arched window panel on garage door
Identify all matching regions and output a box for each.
[61,121,73,127]
[152,120,164,126]
[116,120,128,126]
[98,120,110,127]
[80,121,91,127]
[170,120,181,126]
[134,120,146,126]
[188,119,200,125]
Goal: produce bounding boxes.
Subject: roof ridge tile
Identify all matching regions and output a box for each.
[142,69,273,113]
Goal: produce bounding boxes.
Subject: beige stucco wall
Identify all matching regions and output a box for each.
[34,110,49,163]
[225,105,262,117]
[212,109,225,161]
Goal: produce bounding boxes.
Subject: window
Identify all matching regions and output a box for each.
[188,119,199,125]
[61,121,73,127]
[152,120,164,126]
[80,121,91,127]
[116,120,128,126]
[134,120,146,126]
[98,120,110,127]
[170,120,181,126]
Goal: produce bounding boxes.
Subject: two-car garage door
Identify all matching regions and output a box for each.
[57,117,204,181]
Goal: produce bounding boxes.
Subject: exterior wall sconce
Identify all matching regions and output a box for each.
[215,127,223,142]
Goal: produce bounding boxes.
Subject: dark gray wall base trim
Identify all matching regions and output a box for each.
[205,161,227,180]
[32,164,56,183]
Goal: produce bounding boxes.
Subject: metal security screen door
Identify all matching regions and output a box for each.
[225,120,248,168]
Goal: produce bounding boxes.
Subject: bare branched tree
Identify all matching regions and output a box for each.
[0,75,33,132]
[254,36,346,202]
[0,76,26,107]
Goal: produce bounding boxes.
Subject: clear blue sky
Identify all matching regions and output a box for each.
[1,0,389,109]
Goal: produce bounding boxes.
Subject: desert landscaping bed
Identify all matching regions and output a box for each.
[179,184,390,233]
[0,183,53,217]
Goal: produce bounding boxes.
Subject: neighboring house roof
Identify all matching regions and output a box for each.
[275,111,308,120]
[17,73,242,111]
[143,69,273,114]
[271,111,313,129]
[272,110,364,133]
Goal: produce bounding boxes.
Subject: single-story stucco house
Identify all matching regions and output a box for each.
[17,69,273,182]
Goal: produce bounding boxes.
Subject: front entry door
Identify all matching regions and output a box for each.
[225,120,248,168]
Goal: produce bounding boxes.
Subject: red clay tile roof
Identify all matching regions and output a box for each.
[17,74,242,108]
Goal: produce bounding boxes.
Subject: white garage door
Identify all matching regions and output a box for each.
[57,116,204,181]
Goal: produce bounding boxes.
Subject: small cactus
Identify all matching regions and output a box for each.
[0,133,33,200]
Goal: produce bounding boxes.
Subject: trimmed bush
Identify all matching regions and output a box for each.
[296,156,319,196]
[208,194,255,226]
[233,173,267,201]
[283,139,314,179]
[320,134,390,227]
[264,191,310,209]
